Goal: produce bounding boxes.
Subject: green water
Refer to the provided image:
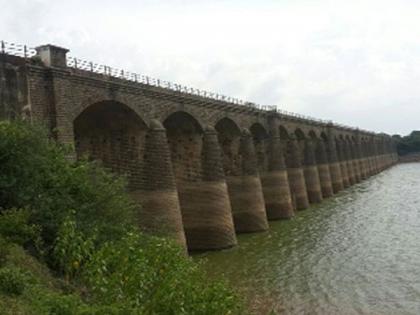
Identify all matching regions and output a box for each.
[196,163,420,315]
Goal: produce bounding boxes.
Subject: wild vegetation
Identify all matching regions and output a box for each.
[393,131,420,156]
[0,120,244,315]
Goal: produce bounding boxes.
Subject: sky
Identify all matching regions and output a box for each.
[1,0,419,135]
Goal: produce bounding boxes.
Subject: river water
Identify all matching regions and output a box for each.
[196,163,420,315]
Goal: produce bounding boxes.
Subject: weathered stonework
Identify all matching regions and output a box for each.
[0,44,398,251]
[260,125,294,219]
[303,139,323,203]
[223,128,269,232]
[315,140,334,198]
[286,136,309,210]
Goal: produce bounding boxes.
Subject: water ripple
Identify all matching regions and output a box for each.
[197,164,420,315]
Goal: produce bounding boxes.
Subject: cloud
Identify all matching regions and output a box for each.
[1,0,419,135]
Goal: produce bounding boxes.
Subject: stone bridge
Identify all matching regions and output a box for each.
[0,43,398,251]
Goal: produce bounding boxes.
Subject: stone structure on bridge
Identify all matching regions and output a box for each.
[0,42,399,251]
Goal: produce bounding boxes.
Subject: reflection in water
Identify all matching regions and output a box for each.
[196,164,420,315]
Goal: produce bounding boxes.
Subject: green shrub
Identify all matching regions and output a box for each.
[53,213,95,281]
[0,121,136,258]
[32,290,84,315]
[0,121,245,314]
[0,236,10,267]
[0,208,41,247]
[0,267,27,295]
[83,232,244,315]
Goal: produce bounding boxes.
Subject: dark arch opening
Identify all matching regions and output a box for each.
[308,130,318,140]
[74,101,147,190]
[295,128,306,140]
[250,123,268,172]
[163,111,203,182]
[335,136,345,160]
[279,126,289,140]
[215,118,241,176]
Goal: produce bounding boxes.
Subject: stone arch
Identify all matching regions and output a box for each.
[279,125,290,140]
[72,96,148,127]
[294,128,306,165]
[294,128,306,140]
[73,100,148,190]
[320,132,328,143]
[163,111,237,250]
[250,123,269,172]
[209,112,243,130]
[163,111,204,182]
[215,118,242,176]
[308,130,318,140]
[160,106,206,132]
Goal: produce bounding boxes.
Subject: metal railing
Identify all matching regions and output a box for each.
[1,40,374,134]
[1,41,36,58]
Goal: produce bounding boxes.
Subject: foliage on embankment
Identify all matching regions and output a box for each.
[393,131,420,156]
[0,121,244,315]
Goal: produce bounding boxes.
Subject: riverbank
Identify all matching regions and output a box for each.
[0,121,244,315]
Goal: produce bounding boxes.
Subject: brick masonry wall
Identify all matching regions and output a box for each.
[0,55,399,251]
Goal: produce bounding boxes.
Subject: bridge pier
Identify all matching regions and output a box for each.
[357,141,367,180]
[287,136,309,210]
[315,140,334,198]
[164,113,237,251]
[350,143,362,183]
[134,120,186,248]
[261,129,294,219]
[344,141,356,185]
[179,127,236,250]
[337,140,350,188]
[224,129,269,232]
[327,135,344,193]
[303,139,323,203]
[366,142,375,177]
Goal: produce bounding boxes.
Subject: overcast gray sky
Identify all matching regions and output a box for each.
[2,0,419,135]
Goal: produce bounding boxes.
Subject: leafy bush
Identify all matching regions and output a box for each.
[34,291,84,315]
[83,232,244,315]
[0,121,136,256]
[0,267,27,295]
[0,236,10,267]
[0,121,245,314]
[394,130,420,155]
[0,208,41,247]
[53,213,95,281]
